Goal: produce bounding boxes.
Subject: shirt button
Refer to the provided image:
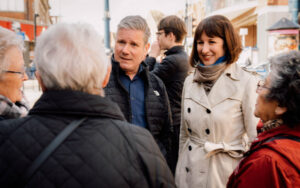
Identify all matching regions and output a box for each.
[187,107,191,113]
[206,109,211,114]
[188,145,192,151]
[188,128,192,133]
[205,128,210,135]
[185,167,190,172]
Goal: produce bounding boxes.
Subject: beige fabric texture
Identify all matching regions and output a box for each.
[175,63,259,188]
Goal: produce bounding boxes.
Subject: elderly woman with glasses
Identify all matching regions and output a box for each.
[0,27,28,120]
[228,50,300,187]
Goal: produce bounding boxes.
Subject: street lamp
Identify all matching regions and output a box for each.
[34,13,39,42]
[104,0,111,52]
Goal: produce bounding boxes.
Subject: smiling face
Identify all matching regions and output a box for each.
[196,32,225,66]
[114,28,149,78]
[0,46,28,103]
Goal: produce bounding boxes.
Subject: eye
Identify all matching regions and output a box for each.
[197,41,203,45]
[209,40,216,44]
[131,43,138,47]
[117,40,126,44]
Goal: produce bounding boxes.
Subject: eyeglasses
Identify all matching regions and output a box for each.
[3,70,26,78]
[257,80,270,91]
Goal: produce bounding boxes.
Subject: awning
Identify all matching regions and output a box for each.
[206,1,258,27]
[0,17,47,41]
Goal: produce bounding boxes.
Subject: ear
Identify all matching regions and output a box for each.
[275,106,287,116]
[102,64,111,88]
[35,71,47,92]
[168,32,176,42]
[145,42,150,52]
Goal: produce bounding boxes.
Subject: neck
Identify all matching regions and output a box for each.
[126,72,137,80]
[125,67,139,80]
[167,42,181,50]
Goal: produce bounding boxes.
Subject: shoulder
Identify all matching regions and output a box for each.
[227,63,260,85]
[0,116,31,136]
[183,70,195,87]
[244,142,300,173]
[149,72,165,88]
[165,50,188,64]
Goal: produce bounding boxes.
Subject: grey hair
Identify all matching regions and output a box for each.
[34,23,109,96]
[117,15,151,44]
[0,27,24,77]
[267,50,300,127]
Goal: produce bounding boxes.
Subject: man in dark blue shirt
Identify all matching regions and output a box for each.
[119,66,146,127]
[105,15,176,173]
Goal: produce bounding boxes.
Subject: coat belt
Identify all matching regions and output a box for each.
[189,135,245,158]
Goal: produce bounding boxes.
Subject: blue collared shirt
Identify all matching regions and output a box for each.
[119,65,146,128]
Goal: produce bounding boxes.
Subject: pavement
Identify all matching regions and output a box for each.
[23,79,42,108]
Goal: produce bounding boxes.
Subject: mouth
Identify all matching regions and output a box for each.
[120,57,131,61]
[201,55,212,60]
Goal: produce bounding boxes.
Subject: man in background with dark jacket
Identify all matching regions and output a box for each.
[104,15,176,173]
[0,23,175,188]
[146,15,189,168]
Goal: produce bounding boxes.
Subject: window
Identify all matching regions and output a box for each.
[0,0,24,12]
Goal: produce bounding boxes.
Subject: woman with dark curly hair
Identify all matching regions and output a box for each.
[227,50,300,188]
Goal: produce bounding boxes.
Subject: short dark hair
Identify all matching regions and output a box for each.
[267,51,300,127]
[189,15,242,67]
[158,15,187,43]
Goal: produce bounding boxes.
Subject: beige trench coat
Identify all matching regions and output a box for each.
[175,63,259,188]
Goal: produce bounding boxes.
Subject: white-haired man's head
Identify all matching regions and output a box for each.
[34,23,110,96]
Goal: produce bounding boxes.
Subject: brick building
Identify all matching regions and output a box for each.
[0,0,52,64]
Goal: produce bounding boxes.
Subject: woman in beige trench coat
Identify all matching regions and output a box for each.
[175,15,259,188]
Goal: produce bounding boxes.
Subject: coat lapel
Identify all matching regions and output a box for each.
[208,64,239,108]
[188,81,211,109]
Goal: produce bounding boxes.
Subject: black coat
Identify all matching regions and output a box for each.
[146,46,188,126]
[104,57,176,172]
[145,46,189,167]
[0,90,175,188]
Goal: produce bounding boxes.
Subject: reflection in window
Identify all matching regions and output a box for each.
[0,0,24,12]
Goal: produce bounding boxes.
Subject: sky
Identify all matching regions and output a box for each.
[49,0,186,36]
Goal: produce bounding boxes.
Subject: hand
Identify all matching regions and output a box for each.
[148,41,161,58]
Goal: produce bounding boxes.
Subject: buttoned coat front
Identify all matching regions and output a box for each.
[175,63,259,188]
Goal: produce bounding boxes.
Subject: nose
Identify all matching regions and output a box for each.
[202,43,210,54]
[121,44,130,55]
[23,72,28,81]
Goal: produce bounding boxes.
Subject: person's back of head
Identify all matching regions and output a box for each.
[158,15,187,43]
[35,23,110,96]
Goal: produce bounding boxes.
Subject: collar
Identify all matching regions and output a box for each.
[223,63,240,81]
[29,90,125,121]
[164,45,184,56]
[254,124,300,145]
